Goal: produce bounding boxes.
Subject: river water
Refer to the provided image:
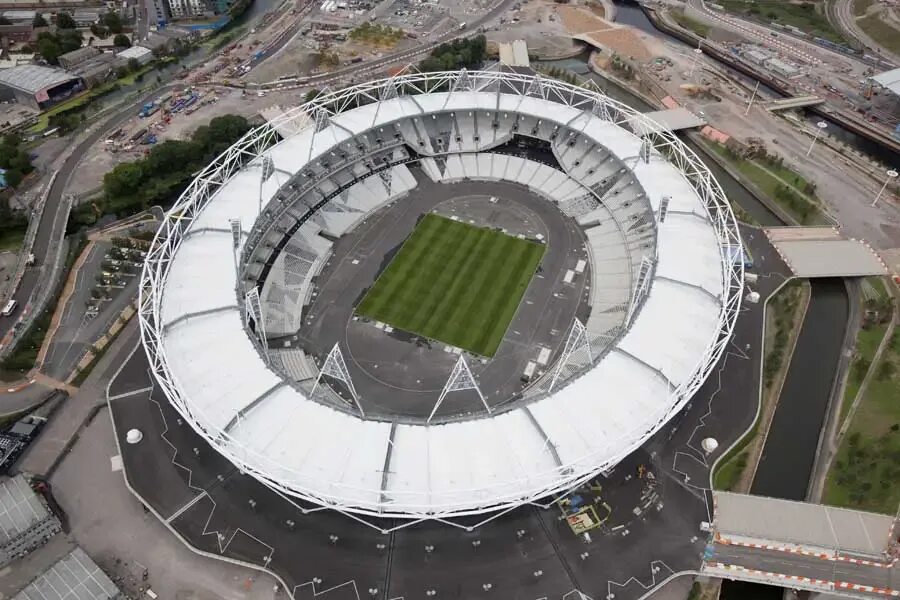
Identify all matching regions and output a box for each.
[542,35,851,600]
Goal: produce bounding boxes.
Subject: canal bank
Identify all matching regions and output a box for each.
[536,46,856,597]
[632,0,900,162]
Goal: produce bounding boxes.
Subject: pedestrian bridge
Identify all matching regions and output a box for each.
[766,95,825,111]
[703,492,899,599]
[629,107,707,135]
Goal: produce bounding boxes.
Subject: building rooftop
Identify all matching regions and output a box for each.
[871,66,900,97]
[13,547,121,600]
[59,46,100,67]
[0,65,79,94]
[115,45,152,60]
[0,475,51,546]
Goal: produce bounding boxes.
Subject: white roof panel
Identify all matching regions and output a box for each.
[151,79,738,517]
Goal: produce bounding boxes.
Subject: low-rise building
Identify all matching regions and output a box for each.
[0,475,62,567]
[57,45,101,69]
[0,64,84,110]
[114,44,153,67]
[742,48,769,65]
[765,57,800,78]
[12,547,123,600]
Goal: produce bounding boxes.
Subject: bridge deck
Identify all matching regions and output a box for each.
[764,227,888,278]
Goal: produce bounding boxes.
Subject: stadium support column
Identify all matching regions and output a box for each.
[312,343,365,417]
[428,355,490,423]
[548,318,592,393]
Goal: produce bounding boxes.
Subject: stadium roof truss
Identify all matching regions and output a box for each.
[139,70,744,530]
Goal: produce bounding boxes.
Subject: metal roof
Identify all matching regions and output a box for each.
[13,547,121,600]
[0,65,78,94]
[0,475,51,545]
[714,491,894,557]
[115,46,152,60]
[141,71,743,525]
[871,66,900,96]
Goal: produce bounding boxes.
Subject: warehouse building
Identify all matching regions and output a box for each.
[0,475,62,567]
[12,547,122,600]
[0,65,84,110]
[114,45,153,67]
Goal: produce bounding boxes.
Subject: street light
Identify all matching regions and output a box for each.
[806,121,827,157]
[871,169,899,207]
[689,48,703,78]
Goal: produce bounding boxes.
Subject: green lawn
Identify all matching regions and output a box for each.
[824,330,900,514]
[858,12,900,55]
[720,0,847,43]
[357,214,544,357]
[0,229,25,252]
[670,8,711,38]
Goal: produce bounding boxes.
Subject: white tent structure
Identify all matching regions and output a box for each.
[139,70,743,530]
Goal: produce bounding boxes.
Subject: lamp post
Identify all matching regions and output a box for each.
[744,80,760,116]
[871,169,899,207]
[689,48,703,78]
[806,121,827,157]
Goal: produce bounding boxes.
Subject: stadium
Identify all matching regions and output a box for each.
[138,69,744,530]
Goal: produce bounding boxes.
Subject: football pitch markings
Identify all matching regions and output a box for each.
[356,213,545,357]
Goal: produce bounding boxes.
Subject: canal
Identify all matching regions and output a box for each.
[541,42,852,599]
[612,0,900,166]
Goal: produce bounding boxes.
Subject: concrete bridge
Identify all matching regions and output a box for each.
[766,95,826,111]
[702,492,899,598]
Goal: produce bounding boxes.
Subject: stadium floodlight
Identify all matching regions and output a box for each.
[245,287,268,360]
[312,343,365,416]
[657,196,670,224]
[640,138,651,164]
[230,218,242,250]
[428,354,490,423]
[549,318,592,393]
[261,156,275,182]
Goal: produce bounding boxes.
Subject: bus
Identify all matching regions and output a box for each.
[1,299,17,316]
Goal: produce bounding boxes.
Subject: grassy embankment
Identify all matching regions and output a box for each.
[720,0,848,43]
[824,280,898,515]
[708,143,824,225]
[714,280,807,491]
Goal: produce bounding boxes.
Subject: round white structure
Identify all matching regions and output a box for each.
[139,70,743,527]
[126,429,143,444]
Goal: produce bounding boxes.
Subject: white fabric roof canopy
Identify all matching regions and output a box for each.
[154,89,733,517]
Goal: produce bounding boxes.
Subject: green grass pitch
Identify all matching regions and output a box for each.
[356,213,545,357]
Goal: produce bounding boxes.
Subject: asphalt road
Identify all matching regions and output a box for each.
[1,0,515,352]
[709,543,898,592]
[832,0,900,66]
[0,85,171,346]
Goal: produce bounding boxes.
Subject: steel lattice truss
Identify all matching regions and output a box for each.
[138,70,744,530]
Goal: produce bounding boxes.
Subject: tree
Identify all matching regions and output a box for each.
[90,23,108,38]
[104,162,144,198]
[33,13,48,27]
[55,12,76,29]
[101,12,123,33]
[113,33,131,47]
[304,88,322,103]
[35,32,63,63]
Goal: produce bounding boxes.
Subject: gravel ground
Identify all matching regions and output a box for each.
[51,402,280,600]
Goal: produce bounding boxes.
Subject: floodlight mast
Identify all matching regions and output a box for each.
[428,354,490,423]
[312,343,366,417]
